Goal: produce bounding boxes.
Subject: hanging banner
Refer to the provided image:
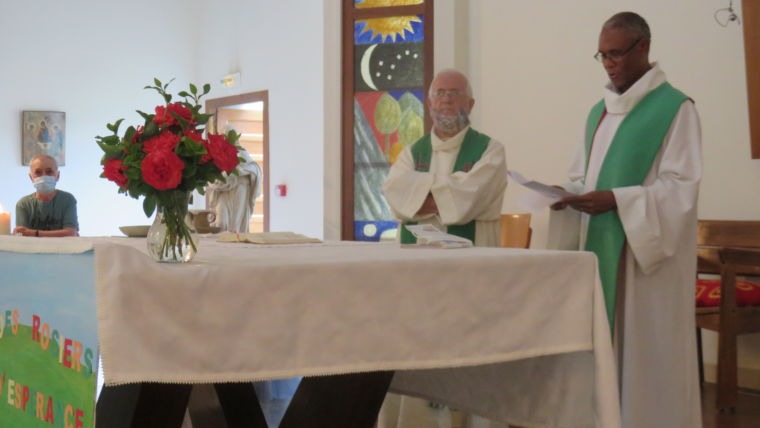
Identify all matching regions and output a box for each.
[0,250,98,428]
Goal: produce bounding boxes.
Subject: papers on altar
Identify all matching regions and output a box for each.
[218,231,322,244]
[403,224,473,249]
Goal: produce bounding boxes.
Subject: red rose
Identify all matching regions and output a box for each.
[183,129,204,143]
[200,150,212,165]
[143,130,180,153]
[153,106,171,126]
[154,103,194,128]
[141,151,185,190]
[103,159,128,188]
[204,134,240,172]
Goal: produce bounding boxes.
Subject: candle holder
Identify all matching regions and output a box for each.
[0,209,11,235]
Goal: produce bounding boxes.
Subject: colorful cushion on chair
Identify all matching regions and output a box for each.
[695,278,760,307]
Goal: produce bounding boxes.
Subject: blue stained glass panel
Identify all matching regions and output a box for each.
[354,220,399,242]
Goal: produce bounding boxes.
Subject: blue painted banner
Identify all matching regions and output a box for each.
[0,251,98,428]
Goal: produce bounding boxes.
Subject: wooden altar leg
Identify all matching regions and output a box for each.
[187,383,269,428]
[130,383,193,428]
[279,371,394,428]
[96,384,142,428]
[96,383,191,428]
[214,383,269,428]
[187,384,229,428]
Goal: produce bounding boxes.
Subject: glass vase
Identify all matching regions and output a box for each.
[146,190,198,263]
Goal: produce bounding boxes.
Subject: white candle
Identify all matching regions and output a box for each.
[0,212,9,235]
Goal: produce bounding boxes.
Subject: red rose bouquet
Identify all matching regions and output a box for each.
[97,78,242,262]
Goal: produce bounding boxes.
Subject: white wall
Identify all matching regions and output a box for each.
[0,0,199,236]
[194,0,326,239]
[324,0,342,240]
[0,0,327,239]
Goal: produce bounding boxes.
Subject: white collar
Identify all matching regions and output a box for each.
[603,62,667,114]
[431,126,470,152]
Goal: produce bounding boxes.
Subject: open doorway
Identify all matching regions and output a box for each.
[205,91,269,232]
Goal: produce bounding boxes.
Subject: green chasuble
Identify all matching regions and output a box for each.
[584,82,689,330]
[399,128,491,244]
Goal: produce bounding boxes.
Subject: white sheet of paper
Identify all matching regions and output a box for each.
[404,224,473,248]
[507,170,573,200]
[517,192,558,213]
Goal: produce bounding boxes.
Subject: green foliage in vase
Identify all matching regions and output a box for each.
[96,78,243,218]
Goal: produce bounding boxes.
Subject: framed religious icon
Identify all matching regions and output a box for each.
[22,111,66,165]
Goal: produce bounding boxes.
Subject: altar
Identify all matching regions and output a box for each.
[0,236,620,427]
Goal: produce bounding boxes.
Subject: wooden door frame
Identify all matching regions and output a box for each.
[205,91,270,232]
[743,2,760,158]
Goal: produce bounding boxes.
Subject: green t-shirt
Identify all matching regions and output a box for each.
[16,190,79,231]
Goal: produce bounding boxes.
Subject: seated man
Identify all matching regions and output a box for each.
[14,154,79,237]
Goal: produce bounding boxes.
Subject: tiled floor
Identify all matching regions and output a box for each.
[701,384,760,428]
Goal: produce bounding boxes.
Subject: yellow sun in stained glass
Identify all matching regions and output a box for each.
[356,0,423,43]
[356,0,423,8]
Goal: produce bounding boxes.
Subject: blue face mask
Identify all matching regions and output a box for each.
[33,176,57,194]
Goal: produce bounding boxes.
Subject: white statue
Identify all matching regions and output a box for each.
[206,148,262,233]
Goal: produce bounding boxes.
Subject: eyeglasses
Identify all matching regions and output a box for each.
[594,38,641,63]
[430,89,466,100]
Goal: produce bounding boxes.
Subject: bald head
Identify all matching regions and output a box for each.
[428,69,473,99]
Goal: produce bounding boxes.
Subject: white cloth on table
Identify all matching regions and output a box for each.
[91,238,619,427]
[0,235,93,253]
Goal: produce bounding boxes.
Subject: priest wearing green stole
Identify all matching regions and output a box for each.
[551,12,702,428]
[383,69,507,247]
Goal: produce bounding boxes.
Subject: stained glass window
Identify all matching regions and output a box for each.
[343,0,432,241]
[354,0,424,9]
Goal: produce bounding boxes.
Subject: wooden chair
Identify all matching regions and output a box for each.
[695,220,760,410]
[500,213,532,249]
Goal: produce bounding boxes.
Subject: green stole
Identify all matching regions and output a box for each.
[399,128,491,244]
[584,82,688,330]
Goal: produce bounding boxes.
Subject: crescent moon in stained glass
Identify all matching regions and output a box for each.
[360,44,379,91]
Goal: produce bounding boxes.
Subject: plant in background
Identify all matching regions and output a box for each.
[97,78,242,261]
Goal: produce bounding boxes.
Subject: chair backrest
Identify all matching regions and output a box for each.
[500,213,532,249]
[697,220,760,275]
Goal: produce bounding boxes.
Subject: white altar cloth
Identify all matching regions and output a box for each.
[0,236,620,427]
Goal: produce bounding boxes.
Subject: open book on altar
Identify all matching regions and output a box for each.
[217,231,322,244]
[404,224,473,249]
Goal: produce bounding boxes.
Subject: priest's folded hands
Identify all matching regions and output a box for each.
[551,190,617,215]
